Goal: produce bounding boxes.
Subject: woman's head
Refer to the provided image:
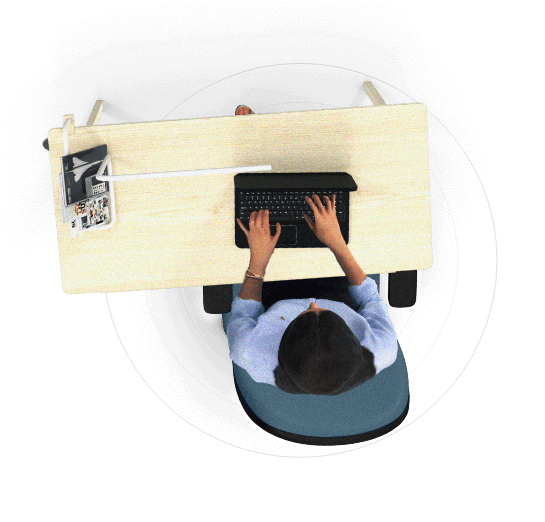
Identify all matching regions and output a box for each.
[274,304,376,395]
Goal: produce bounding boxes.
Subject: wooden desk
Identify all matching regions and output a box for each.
[47,104,432,294]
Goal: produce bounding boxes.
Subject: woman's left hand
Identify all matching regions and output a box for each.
[237,210,281,266]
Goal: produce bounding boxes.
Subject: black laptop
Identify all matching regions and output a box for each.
[234,172,358,248]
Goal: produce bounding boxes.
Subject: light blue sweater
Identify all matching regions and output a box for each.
[227,277,398,387]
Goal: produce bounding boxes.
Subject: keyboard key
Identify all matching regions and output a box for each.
[236,188,348,226]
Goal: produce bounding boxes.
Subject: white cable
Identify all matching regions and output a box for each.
[95,164,272,181]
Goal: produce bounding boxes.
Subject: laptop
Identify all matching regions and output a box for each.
[234,172,358,248]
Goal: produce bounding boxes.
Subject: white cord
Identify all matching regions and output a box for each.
[95,164,272,181]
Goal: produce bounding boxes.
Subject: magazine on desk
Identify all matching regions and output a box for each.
[59,144,114,237]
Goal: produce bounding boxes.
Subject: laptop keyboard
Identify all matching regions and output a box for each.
[236,189,347,222]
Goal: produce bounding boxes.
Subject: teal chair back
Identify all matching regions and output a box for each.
[222,275,410,445]
[224,276,409,446]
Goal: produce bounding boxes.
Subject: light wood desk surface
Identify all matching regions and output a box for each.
[47,104,432,294]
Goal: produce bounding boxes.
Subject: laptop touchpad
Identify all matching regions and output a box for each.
[272,225,297,246]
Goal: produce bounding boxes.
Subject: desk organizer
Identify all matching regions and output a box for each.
[58,140,116,237]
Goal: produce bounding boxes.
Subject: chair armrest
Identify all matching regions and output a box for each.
[388,271,417,308]
[203,284,233,314]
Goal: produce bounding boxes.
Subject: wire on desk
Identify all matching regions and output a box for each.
[95,164,272,181]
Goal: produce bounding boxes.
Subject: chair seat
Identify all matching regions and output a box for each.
[231,344,409,445]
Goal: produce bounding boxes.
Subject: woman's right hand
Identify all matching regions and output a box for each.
[304,194,346,251]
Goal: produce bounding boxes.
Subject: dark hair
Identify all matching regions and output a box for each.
[274,310,376,395]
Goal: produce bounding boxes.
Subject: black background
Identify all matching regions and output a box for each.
[36,60,498,466]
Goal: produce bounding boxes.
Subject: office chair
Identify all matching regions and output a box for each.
[230,349,409,445]
[206,274,410,446]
